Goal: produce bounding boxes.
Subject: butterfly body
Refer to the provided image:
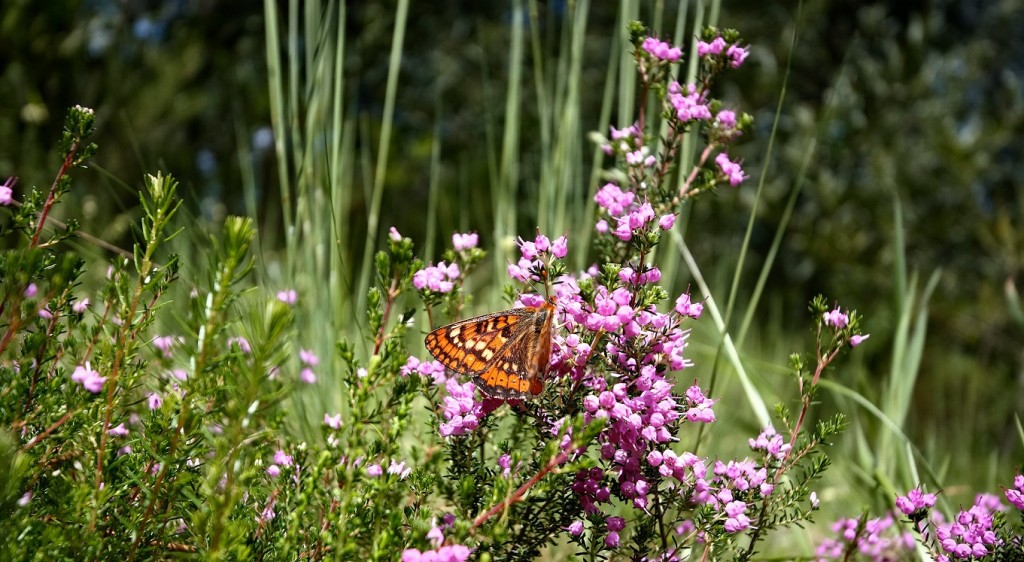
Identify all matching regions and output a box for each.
[425,299,556,399]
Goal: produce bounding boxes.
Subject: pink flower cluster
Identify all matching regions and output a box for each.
[715,153,747,186]
[401,356,448,386]
[695,459,774,533]
[401,545,471,562]
[1006,473,1024,509]
[895,487,937,516]
[696,36,749,68]
[674,293,704,319]
[641,36,682,62]
[593,183,672,242]
[748,425,791,461]
[414,261,460,293]
[934,496,1003,560]
[581,373,697,510]
[602,123,644,158]
[152,335,183,359]
[507,234,567,282]
[822,307,849,328]
[0,177,14,205]
[451,231,478,251]
[439,379,483,437]
[815,514,914,561]
[572,467,611,515]
[71,363,106,394]
[668,82,712,124]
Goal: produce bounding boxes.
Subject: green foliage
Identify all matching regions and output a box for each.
[2,2,1024,560]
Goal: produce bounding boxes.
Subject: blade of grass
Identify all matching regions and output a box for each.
[355,0,409,317]
[673,230,771,426]
[491,0,525,309]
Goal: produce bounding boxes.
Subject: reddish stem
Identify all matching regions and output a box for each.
[31,142,78,248]
[21,409,77,452]
[472,450,568,529]
[678,144,716,200]
[373,276,399,355]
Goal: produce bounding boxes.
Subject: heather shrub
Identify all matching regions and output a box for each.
[2,22,1023,562]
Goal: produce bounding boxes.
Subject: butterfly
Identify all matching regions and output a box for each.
[425,298,556,399]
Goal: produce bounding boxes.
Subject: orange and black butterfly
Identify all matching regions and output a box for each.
[425,298,556,399]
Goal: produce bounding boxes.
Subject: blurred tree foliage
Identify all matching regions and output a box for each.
[1,0,1022,472]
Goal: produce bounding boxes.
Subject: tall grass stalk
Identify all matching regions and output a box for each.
[490,0,525,308]
[262,0,362,429]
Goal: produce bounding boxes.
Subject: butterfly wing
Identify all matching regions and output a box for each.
[473,302,554,399]
[424,309,530,375]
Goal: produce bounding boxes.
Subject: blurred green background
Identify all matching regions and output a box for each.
[2,0,1023,544]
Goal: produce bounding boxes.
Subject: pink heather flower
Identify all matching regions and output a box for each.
[273,450,294,467]
[71,363,106,394]
[366,463,383,477]
[107,423,129,437]
[389,227,402,242]
[850,333,870,347]
[609,124,639,141]
[604,532,620,548]
[147,392,162,410]
[426,524,445,547]
[266,464,281,477]
[0,178,13,205]
[257,503,275,523]
[658,214,676,230]
[413,261,460,293]
[715,152,747,186]
[675,292,703,318]
[551,235,568,259]
[641,36,682,62]
[606,516,626,532]
[594,183,635,217]
[38,308,53,320]
[1006,474,1024,509]
[823,308,849,329]
[228,336,251,354]
[388,459,412,479]
[169,369,188,381]
[401,356,448,385]
[934,496,1003,558]
[716,110,738,129]
[452,231,479,251]
[152,335,181,358]
[810,491,820,508]
[572,467,611,516]
[684,384,716,423]
[567,520,584,536]
[17,491,31,507]
[595,219,609,234]
[324,413,342,429]
[726,44,750,68]
[896,487,937,516]
[276,289,297,305]
[697,36,727,56]
[724,501,751,532]
[73,298,90,313]
[497,454,512,476]
[401,546,471,562]
[439,379,483,437]
[300,368,317,384]
[24,283,37,298]
[668,82,712,123]
[299,348,319,366]
[749,425,791,460]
